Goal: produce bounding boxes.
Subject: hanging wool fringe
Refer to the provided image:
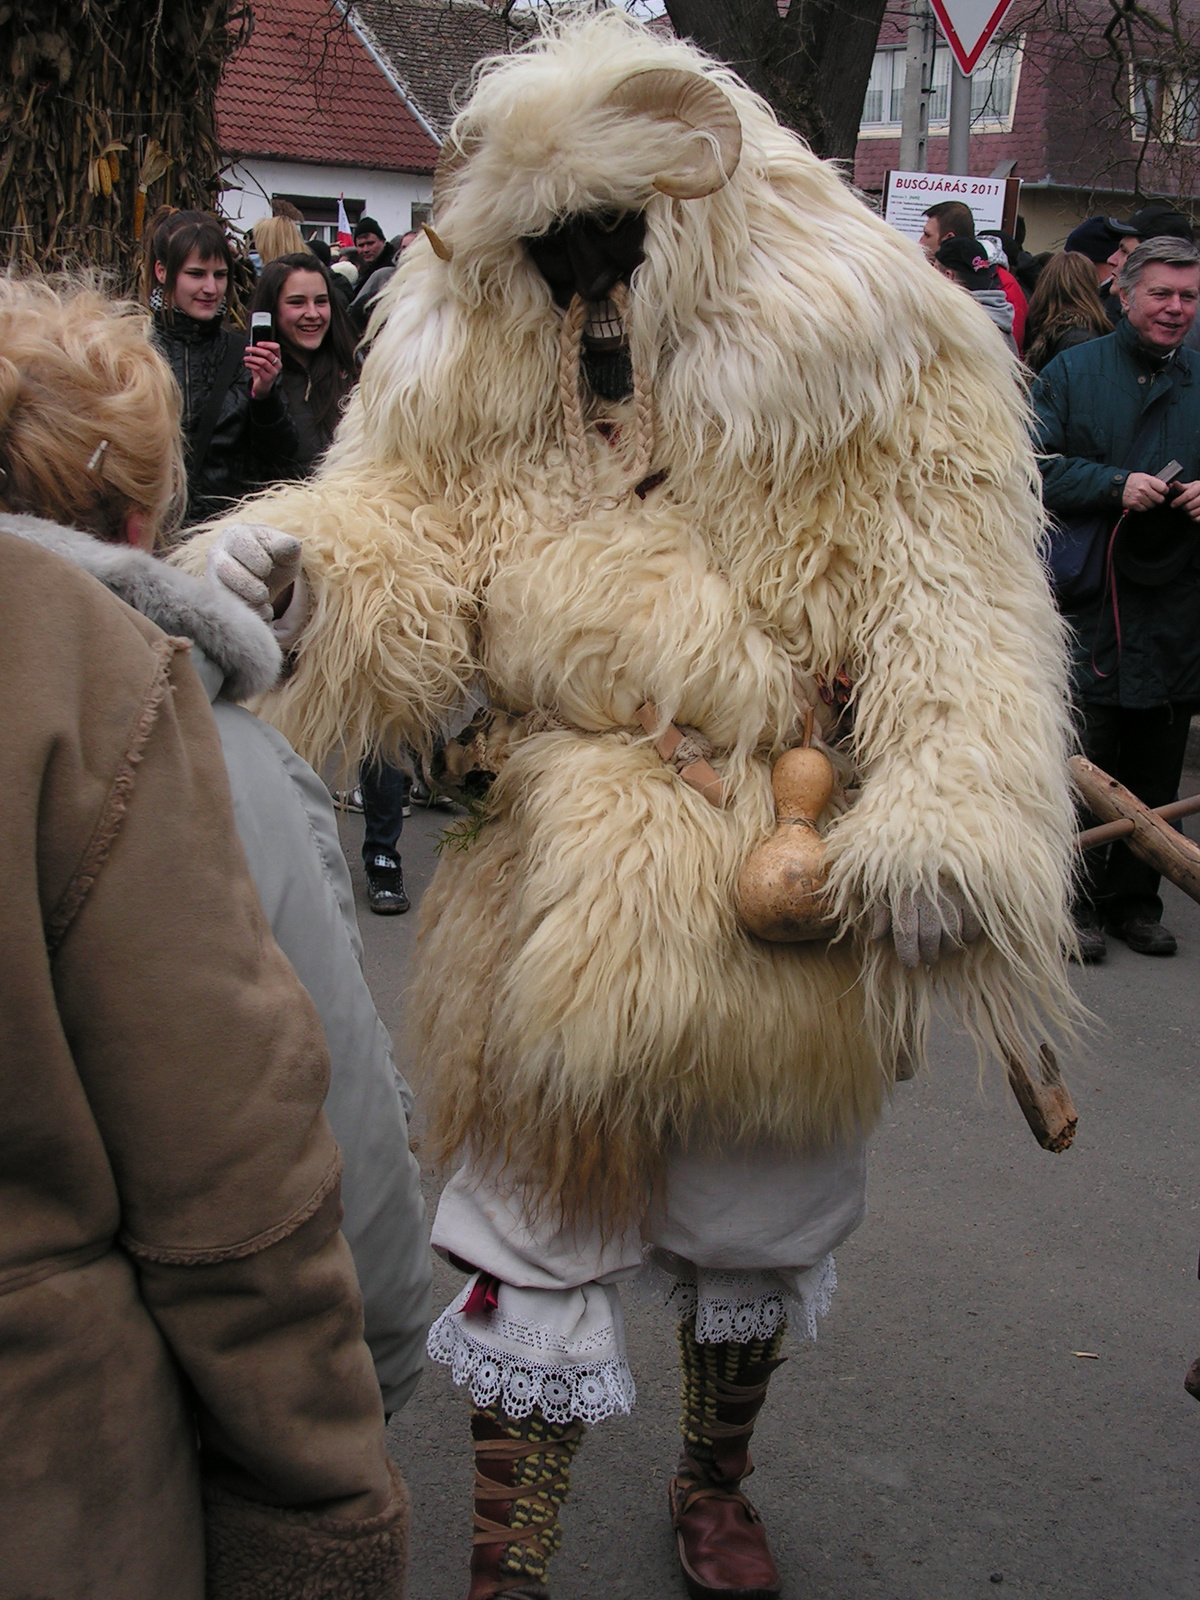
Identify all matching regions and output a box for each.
[557,293,593,503]
[610,281,655,490]
[557,284,655,511]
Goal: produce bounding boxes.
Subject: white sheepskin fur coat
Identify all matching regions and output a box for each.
[179,9,1078,1226]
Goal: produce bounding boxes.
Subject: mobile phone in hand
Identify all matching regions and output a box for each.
[249,311,273,346]
[1155,459,1183,485]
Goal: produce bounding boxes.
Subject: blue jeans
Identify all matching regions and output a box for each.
[360,753,411,868]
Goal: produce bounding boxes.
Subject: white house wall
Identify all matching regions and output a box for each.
[221,158,432,238]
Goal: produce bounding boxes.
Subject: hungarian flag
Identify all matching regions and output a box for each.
[336,195,353,249]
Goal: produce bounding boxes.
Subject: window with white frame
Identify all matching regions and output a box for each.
[971,42,1019,121]
[860,41,1022,130]
[1131,65,1200,142]
[862,49,908,125]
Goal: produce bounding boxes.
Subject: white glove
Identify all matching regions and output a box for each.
[870,886,983,969]
[206,523,303,623]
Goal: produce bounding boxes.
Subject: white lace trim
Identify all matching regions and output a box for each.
[470,1309,617,1358]
[667,1279,787,1343]
[427,1307,637,1425]
[657,1256,838,1344]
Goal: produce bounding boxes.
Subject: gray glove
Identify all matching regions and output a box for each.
[870,886,983,969]
[206,523,309,648]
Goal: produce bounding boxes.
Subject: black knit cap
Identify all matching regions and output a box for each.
[353,215,384,240]
[1064,216,1123,263]
[935,236,999,289]
[1111,203,1194,242]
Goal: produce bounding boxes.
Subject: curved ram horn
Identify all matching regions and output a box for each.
[604,68,742,199]
[432,127,480,218]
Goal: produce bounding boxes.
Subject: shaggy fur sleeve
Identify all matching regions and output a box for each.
[820,420,1080,1075]
[172,472,477,770]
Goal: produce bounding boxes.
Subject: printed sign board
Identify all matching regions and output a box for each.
[928,0,1018,75]
[883,170,1021,243]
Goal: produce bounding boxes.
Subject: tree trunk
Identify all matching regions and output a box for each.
[663,0,888,161]
[0,1,250,289]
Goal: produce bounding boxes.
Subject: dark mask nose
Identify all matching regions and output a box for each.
[522,210,647,306]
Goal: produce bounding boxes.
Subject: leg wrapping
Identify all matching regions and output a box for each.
[677,1315,786,1489]
[670,1316,787,1600]
[469,1402,585,1600]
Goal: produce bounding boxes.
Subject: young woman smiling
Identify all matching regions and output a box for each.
[147,210,300,528]
[248,252,359,477]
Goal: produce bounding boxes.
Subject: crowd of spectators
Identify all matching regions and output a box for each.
[0,268,415,1595]
[914,195,1200,963]
[0,198,437,1594]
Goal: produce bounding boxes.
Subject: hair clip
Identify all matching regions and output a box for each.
[87,440,109,474]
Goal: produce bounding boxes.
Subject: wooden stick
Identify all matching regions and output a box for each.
[1005,1043,1077,1153]
[1069,757,1200,904]
[1078,791,1200,851]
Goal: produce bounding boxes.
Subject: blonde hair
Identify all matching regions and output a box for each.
[0,277,185,544]
[252,215,309,264]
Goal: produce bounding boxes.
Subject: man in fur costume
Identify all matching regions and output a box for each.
[190,12,1078,1596]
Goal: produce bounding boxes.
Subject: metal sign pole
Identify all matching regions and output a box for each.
[947,57,971,174]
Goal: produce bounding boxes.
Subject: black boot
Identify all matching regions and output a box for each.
[670,1316,786,1600]
[467,1402,585,1600]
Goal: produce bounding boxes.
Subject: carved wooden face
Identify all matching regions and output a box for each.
[521,211,647,310]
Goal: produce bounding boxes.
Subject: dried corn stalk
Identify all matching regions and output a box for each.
[0,1,251,288]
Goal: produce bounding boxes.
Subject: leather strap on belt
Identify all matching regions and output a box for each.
[637,701,727,809]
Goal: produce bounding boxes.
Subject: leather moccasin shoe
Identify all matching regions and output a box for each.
[1107,915,1176,956]
[669,1478,781,1600]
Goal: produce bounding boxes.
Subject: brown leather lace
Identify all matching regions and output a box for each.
[471,1430,583,1547]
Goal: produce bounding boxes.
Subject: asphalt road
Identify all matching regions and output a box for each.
[337,764,1200,1600]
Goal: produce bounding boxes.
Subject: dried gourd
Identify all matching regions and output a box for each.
[736,746,838,941]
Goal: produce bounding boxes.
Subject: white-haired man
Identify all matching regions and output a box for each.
[1033,235,1200,960]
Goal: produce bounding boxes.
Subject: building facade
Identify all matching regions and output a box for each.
[853,1,1200,250]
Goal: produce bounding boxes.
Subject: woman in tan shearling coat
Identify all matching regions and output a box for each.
[0,530,407,1600]
[0,299,408,1593]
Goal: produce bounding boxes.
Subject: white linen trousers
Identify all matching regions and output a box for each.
[428,1137,867,1425]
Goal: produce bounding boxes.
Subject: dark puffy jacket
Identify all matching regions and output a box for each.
[351,241,395,298]
[153,310,300,527]
[1031,316,1200,706]
[349,265,396,338]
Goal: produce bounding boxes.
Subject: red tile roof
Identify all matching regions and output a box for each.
[217,0,439,174]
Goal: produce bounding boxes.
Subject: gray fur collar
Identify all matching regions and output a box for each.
[0,514,281,701]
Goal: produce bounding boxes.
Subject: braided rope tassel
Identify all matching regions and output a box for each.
[557,293,592,504]
[610,281,654,490]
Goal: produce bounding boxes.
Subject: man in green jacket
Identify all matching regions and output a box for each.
[1032,235,1200,960]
